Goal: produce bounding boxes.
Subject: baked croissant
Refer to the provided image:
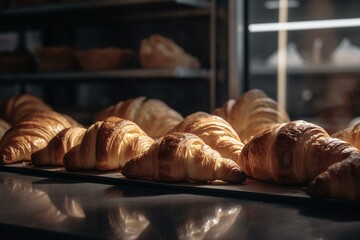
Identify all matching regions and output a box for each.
[122,132,246,183]
[0,93,53,125]
[306,153,360,202]
[239,120,360,185]
[95,96,183,138]
[64,116,154,171]
[0,118,10,140]
[31,126,87,166]
[139,34,200,69]
[212,89,290,143]
[169,112,244,164]
[331,121,360,150]
[0,110,79,165]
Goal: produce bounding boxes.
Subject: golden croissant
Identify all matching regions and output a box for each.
[64,116,154,171]
[0,93,53,125]
[306,153,360,202]
[331,121,360,150]
[239,120,359,185]
[122,132,246,183]
[212,89,290,143]
[0,110,79,165]
[31,126,87,166]
[169,111,244,164]
[95,96,183,138]
[139,34,200,69]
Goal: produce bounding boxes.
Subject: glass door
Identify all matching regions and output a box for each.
[246,0,360,134]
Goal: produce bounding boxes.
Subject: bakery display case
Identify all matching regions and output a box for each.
[1,1,360,239]
[0,0,218,124]
[244,0,360,134]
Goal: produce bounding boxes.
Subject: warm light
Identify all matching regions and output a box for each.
[249,18,360,32]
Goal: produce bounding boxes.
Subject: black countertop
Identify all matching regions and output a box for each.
[0,171,360,240]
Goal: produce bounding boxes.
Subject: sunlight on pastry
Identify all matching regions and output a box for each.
[177,205,241,240]
[108,207,150,240]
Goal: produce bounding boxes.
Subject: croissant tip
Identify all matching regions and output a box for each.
[0,154,10,165]
[305,177,327,198]
[228,169,247,183]
[30,153,39,165]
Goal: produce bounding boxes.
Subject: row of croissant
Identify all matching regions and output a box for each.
[0,89,359,202]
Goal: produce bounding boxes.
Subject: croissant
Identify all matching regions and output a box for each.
[64,116,154,171]
[95,96,183,138]
[0,110,79,165]
[0,118,10,140]
[0,94,53,125]
[212,89,290,143]
[306,153,360,202]
[169,112,244,164]
[31,126,87,166]
[122,132,246,183]
[331,121,360,150]
[239,120,360,185]
[139,34,200,69]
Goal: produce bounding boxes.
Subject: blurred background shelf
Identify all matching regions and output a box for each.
[251,63,360,75]
[0,0,210,29]
[0,67,210,82]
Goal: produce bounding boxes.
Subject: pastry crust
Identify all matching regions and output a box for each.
[331,121,360,150]
[212,89,290,143]
[95,96,183,138]
[0,94,53,125]
[306,153,360,202]
[169,112,244,165]
[63,116,154,171]
[122,132,246,183]
[140,34,200,69]
[239,120,359,185]
[0,110,79,164]
[31,126,87,166]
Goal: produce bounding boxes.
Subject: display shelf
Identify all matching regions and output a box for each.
[0,67,210,82]
[3,0,209,14]
[251,63,360,75]
[0,0,215,110]
[0,0,210,29]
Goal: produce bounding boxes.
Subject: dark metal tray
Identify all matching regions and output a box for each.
[0,163,346,206]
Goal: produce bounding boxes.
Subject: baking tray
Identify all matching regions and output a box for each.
[0,163,346,206]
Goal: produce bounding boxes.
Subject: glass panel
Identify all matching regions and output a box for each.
[247,0,360,134]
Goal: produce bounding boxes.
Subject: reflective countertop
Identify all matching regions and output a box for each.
[0,171,359,240]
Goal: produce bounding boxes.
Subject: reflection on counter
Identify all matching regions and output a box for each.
[1,173,243,239]
[108,207,149,240]
[1,172,360,239]
[177,205,241,240]
[3,178,72,225]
